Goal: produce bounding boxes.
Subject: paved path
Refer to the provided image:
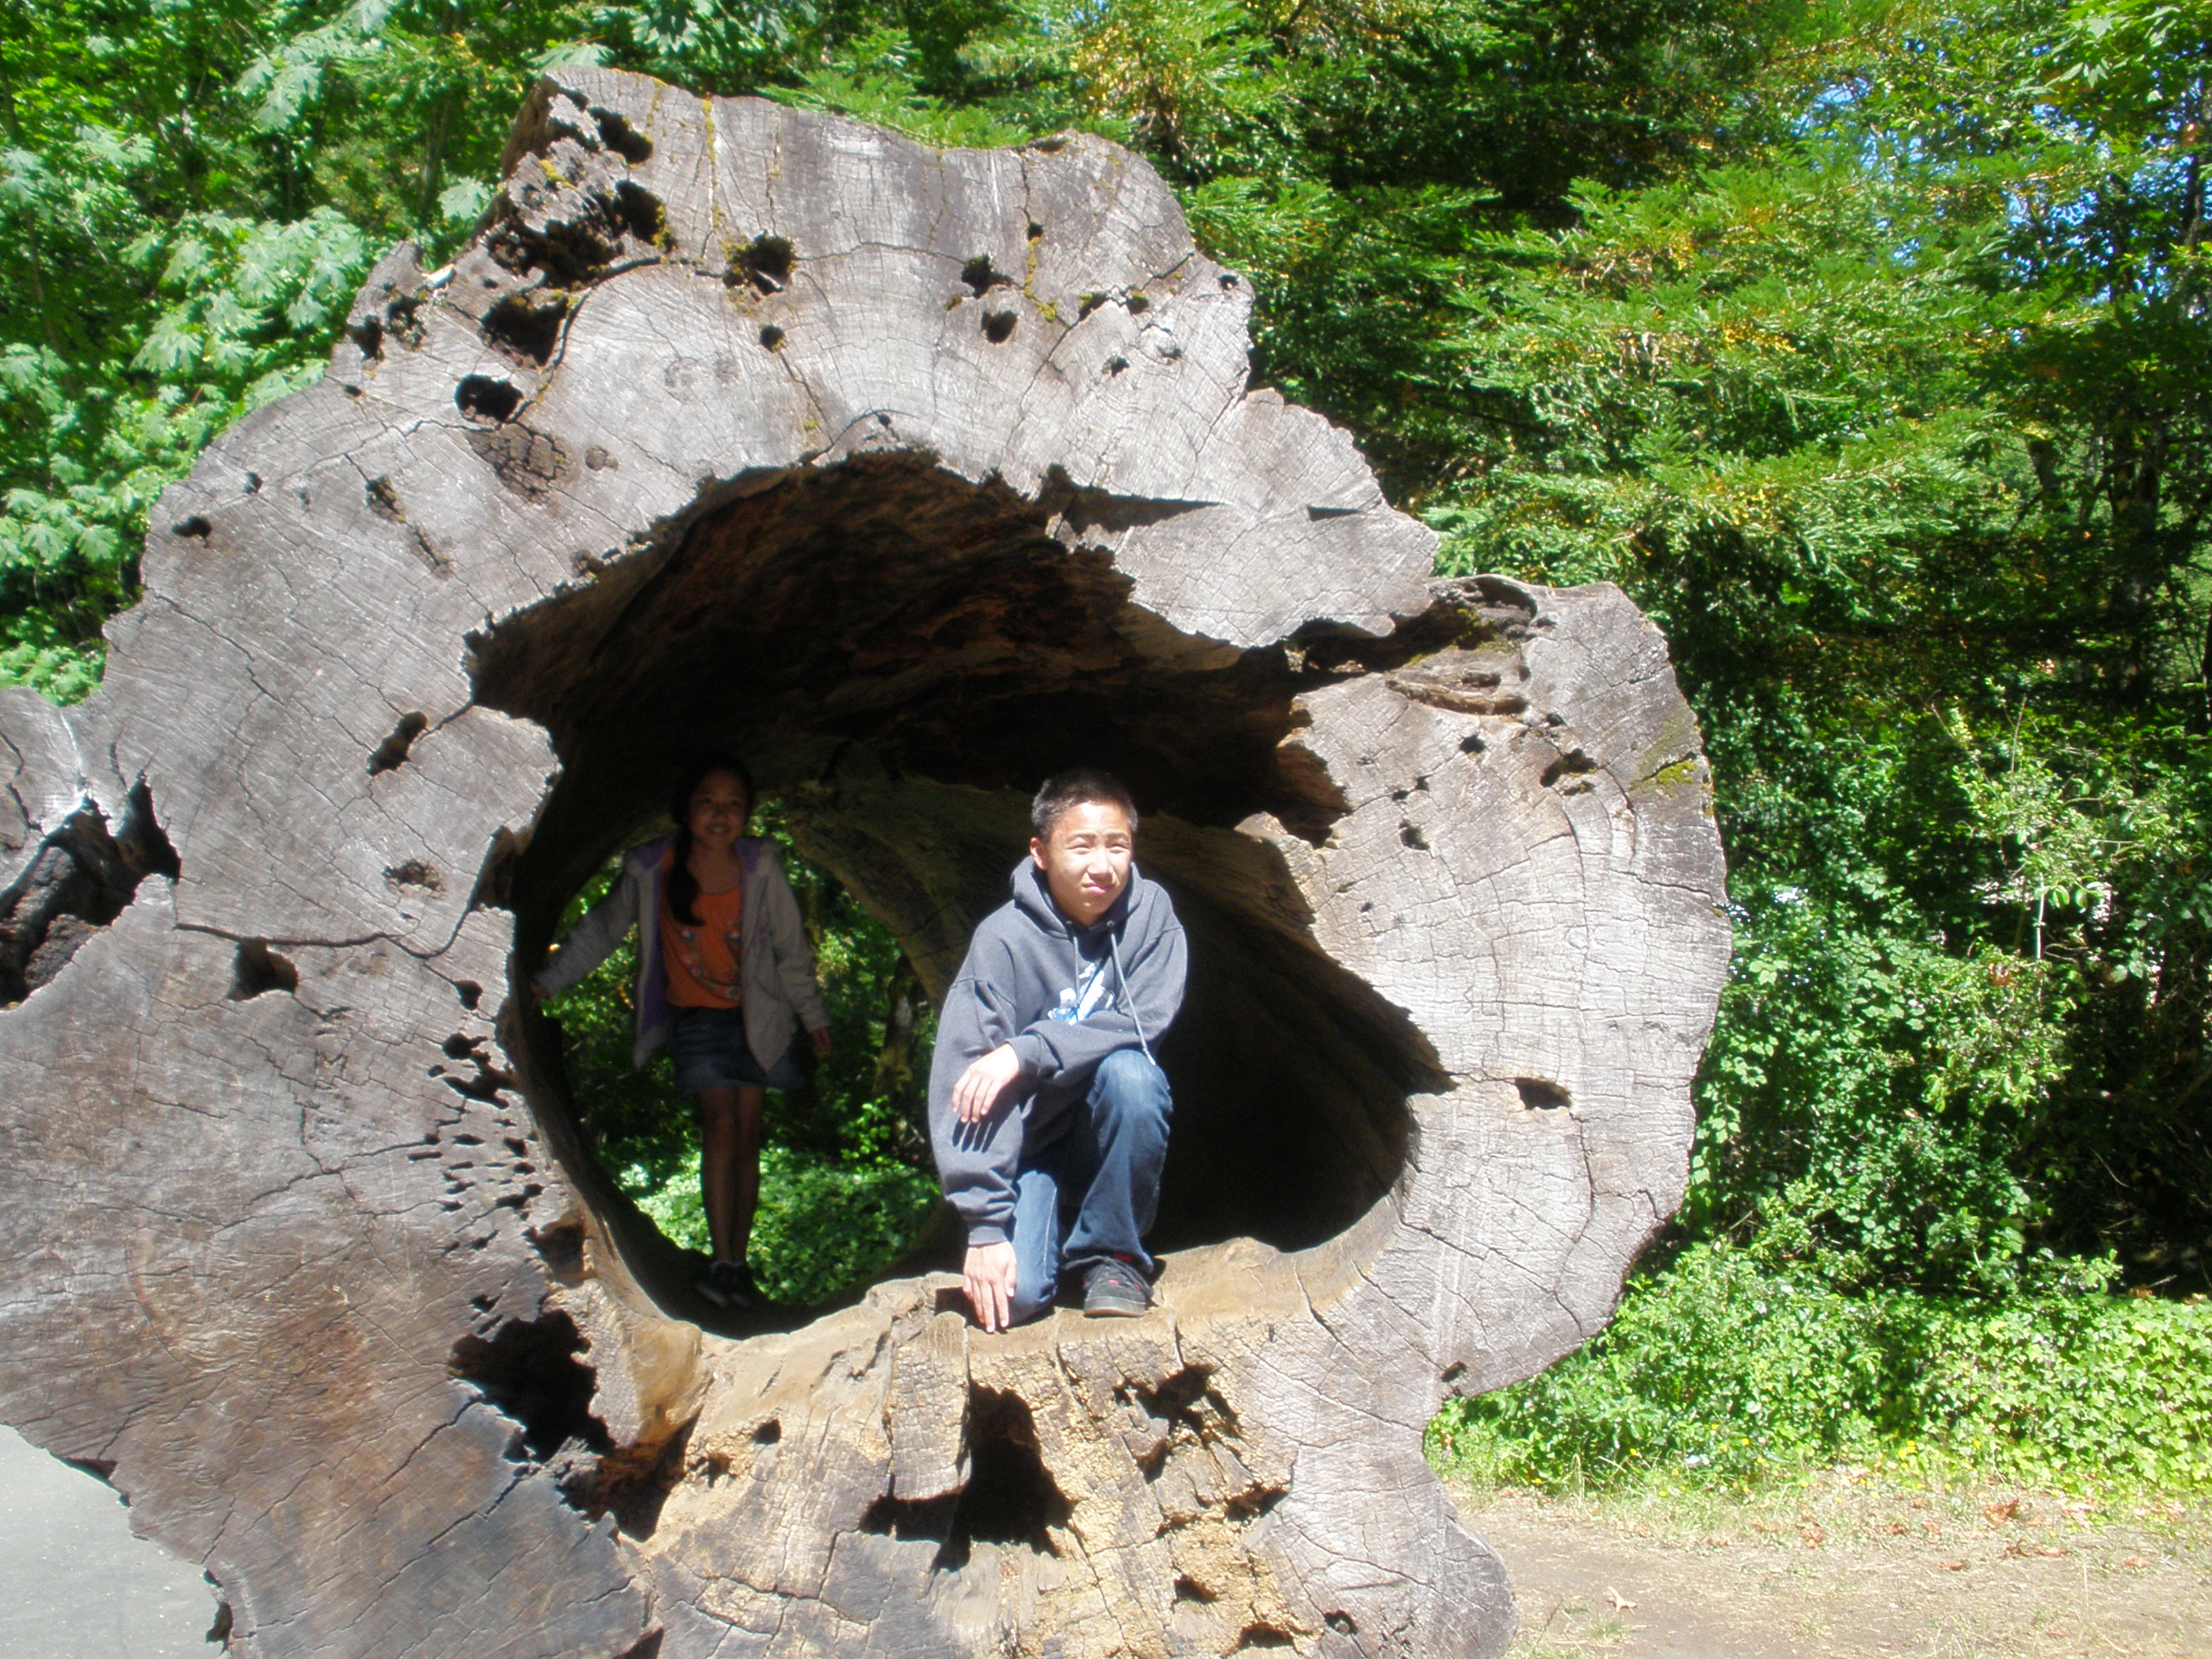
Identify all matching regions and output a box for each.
[0,1427,216,1657]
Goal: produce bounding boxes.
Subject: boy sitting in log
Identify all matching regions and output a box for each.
[928,769,1187,1328]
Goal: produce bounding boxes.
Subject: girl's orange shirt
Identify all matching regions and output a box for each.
[661,874,745,1009]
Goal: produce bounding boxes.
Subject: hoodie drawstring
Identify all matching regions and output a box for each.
[1108,926,1155,1065]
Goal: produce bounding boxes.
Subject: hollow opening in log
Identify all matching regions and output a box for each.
[859,1385,1072,1570]
[523,817,940,1307]
[484,454,1445,1323]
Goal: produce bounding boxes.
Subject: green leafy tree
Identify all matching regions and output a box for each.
[1416,1,2212,1291]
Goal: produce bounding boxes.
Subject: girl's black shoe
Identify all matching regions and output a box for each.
[698,1258,758,1311]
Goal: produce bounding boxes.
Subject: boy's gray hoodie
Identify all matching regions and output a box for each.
[928,858,1187,1248]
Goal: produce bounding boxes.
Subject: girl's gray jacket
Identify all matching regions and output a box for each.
[535,835,830,1071]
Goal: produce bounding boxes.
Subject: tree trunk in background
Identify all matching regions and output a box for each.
[873,953,930,1162]
[0,72,1727,1659]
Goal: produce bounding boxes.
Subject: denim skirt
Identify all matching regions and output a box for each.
[666,1006,804,1093]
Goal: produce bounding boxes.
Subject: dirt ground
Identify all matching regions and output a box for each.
[1452,1473,2212,1658]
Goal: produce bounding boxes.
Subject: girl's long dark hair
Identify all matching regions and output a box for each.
[666,754,755,926]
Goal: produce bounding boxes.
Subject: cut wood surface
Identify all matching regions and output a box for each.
[0,71,1728,1659]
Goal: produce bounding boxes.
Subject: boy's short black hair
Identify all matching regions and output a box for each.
[1031,769,1139,840]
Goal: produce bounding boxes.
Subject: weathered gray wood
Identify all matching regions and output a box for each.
[0,70,1727,1659]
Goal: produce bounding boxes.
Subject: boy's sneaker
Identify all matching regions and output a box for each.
[697,1259,757,1311]
[1082,1256,1150,1318]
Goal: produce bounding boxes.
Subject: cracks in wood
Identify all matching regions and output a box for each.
[1374,588,1548,722]
[914,1331,1303,1649]
[1039,470,1221,533]
[466,420,572,501]
[487,134,670,286]
[446,364,579,508]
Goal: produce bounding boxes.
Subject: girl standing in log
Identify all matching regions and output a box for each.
[532,756,832,1311]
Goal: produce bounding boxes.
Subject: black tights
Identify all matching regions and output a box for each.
[696,1084,766,1265]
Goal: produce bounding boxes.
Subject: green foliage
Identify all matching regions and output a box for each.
[1413,4,2212,1291]
[1696,905,2070,1294]
[1429,1244,2212,1493]
[0,0,611,702]
[1067,0,1802,488]
[539,808,940,1305]
[633,1144,938,1307]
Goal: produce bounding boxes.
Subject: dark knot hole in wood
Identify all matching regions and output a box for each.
[0,781,179,1004]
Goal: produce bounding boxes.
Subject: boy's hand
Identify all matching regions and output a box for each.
[809,1025,834,1058]
[952,1044,1024,1123]
[964,1242,1019,1333]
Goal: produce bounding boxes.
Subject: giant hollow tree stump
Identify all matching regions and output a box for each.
[0,70,1728,1659]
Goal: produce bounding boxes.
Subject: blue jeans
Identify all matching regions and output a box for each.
[1007,1049,1172,1325]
